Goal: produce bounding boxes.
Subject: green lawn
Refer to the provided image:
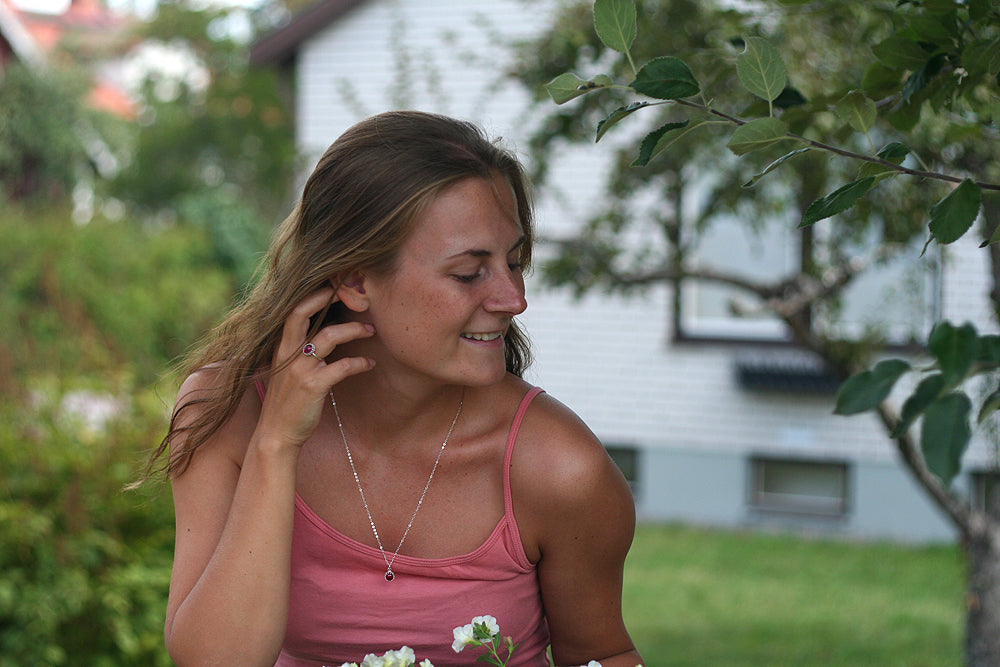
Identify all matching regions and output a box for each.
[623,524,964,667]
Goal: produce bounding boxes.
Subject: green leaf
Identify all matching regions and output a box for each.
[964,38,1000,80]
[923,0,957,11]
[976,334,1000,368]
[595,102,648,142]
[544,73,613,104]
[630,57,700,100]
[857,142,910,179]
[928,321,978,386]
[971,0,990,21]
[981,222,1000,248]
[901,53,947,104]
[726,117,789,156]
[887,95,922,132]
[876,141,910,163]
[871,36,930,70]
[978,383,1000,424]
[920,392,971,488]
[736,36,788,103]
[862,62,901,97]
[631,120,689,166]
[929,179,982,244]
[545,73,587,104]
[834,359,911,415]
[593,0,637,54]
[744,147,812,187]
[892,374,945,437]
[908,12,957,42]
[834,90,877,134]
[475,654,503,667]
[800,177,877,227]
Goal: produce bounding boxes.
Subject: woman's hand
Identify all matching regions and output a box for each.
[257,287,375,450]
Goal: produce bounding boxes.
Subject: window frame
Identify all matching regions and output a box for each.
[747,455,851,518]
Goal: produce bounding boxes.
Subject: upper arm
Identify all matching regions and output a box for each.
[164,370,255,639]
[512,397,638,665]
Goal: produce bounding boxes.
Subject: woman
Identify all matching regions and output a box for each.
[156,111,642,666]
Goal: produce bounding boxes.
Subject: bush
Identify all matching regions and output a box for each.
[0,203,250,664]
[0,205,237,390]
[0,385,175,666]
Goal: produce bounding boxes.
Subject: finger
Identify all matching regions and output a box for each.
[278,287,336,358]
[319,356,376,385]
[307,321,375,358]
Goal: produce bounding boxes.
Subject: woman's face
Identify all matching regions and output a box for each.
[361,174,528,388]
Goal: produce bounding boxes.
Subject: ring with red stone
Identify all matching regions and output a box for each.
[302,342,322,361]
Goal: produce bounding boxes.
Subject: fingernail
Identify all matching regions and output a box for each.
[364,323,376,333]
[367,358,377,368]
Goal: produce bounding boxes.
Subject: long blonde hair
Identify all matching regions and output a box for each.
[147,111,535,480]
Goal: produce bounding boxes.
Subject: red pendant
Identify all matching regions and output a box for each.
[385,570,395,582]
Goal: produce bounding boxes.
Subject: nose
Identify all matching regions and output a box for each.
[485,267,527,315]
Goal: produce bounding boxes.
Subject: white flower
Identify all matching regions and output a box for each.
[584,662,603,667]
[419,661,434,667]
[360,653,385,667]
[383,647,416,667]
[452,622,477,652]
[470,614,500,638]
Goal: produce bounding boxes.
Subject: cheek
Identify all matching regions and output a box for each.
[372,289,466,340]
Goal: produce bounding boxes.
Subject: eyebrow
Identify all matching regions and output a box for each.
[447,235,526,260]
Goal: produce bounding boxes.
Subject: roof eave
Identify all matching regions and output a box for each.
[250,0,370,66]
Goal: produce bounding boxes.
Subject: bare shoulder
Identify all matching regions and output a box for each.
[508,389,635,560]
[171,365,261,472]
[514,390,626,498]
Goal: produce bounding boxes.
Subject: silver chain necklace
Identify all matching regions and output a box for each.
[328,389,464,582]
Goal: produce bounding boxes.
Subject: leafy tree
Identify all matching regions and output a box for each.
[0,204,235,391]
[0,201,243,664]
[522,0,1000,663]
[0,64,92,202]
[109,0,298,285]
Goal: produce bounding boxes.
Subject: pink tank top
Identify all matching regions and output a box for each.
[268,386,550,667]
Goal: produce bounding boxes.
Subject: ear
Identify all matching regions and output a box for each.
[334,271,370,312]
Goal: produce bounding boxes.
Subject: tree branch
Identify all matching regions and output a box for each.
[875,405,975,538]
[670,98,1000,193]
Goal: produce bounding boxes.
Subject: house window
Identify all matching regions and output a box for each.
[970,470,1000,517]
[676,214,939,344]
[749,456,849,516]
[606,445,639,494]
[679,215,793,340]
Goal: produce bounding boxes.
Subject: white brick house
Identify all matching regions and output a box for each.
[252,0,998,542]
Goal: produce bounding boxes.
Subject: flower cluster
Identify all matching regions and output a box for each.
[451,615,516,667]
[330,615,626,667]
[335,646,432,667]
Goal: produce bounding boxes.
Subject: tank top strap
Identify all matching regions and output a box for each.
[503,386,544,518]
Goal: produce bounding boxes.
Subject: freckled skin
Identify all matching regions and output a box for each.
[165,173,642,667]
[344,175,528,390]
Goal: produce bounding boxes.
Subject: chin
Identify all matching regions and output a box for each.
[453,363,508,388]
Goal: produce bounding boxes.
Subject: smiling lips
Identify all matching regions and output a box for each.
[461,331,503,342]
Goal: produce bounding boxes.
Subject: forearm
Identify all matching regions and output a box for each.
[167,440,299,666]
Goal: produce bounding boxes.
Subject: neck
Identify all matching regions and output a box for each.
[328,371,467,453]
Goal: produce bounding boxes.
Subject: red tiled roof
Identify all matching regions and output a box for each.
[0,0,135,118]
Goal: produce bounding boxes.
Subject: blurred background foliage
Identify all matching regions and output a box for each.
[0,201,242,663]
[0,0,296,661]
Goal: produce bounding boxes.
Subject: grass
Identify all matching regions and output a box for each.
[623,523,965,667]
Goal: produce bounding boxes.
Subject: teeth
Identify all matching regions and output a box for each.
[462,332,502,341]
